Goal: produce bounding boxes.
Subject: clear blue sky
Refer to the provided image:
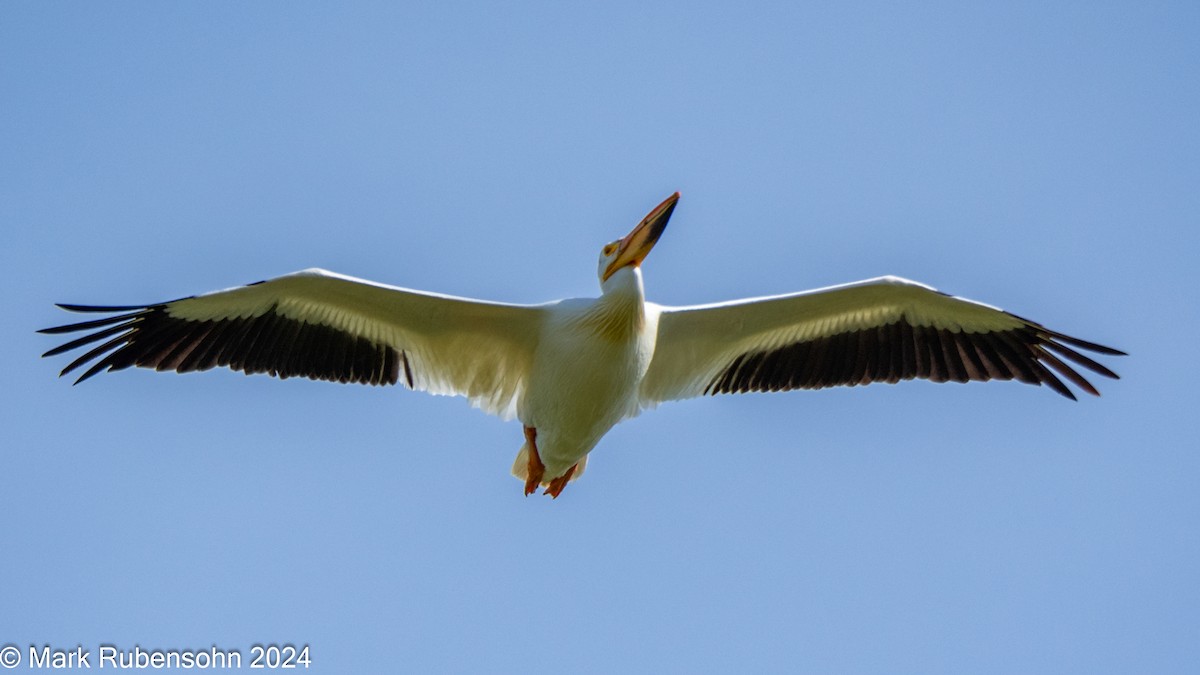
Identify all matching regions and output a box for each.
[2,2,1197,673]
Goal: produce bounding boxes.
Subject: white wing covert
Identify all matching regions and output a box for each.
[40,268,546,418]
[639,276,1122,405]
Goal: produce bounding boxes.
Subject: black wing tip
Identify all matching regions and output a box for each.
[1010,314,1126,356]
[1053,379,1091,400]
[40,303,157,334]
[43,299,404,389]
[72,363,108,385]
[54,302,150,312]
[703,318,1123,401]
[1015,321,1124,396]
[1057,336,1127,357]
[41,299,181,344]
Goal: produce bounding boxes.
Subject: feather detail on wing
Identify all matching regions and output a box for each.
[639,276,1124,405]
[40,268,546,418]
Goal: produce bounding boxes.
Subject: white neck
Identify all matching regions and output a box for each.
[586,266,646,337]
[600,265,644,301]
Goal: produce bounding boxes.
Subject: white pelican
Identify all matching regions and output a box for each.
[41,193,1123,497]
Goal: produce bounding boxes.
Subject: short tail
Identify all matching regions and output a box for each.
[511,442,588,484]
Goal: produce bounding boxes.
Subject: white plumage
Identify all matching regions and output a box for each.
[41,192,1123,497]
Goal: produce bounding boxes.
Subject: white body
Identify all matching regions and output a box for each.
[516,267,658,479]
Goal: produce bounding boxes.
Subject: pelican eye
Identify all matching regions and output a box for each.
[603,243,617,256]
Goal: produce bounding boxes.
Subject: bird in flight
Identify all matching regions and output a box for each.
[41,192,1123,498]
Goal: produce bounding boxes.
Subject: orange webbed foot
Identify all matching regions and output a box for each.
[544,464,577,499]
[523,426,544,496]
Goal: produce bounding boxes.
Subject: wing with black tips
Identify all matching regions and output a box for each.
[41,268,546,419]
[640,276,1123,405]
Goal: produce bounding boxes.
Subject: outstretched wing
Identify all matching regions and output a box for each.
[41,268,546,418]
[640,276,1123,405]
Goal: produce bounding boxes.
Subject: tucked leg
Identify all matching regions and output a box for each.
[523,426,544,496]
[544,464,577,499]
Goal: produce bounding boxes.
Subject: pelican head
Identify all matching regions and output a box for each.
[597,192,679,290]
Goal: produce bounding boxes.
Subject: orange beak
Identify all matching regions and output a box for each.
[603,192,680,281]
